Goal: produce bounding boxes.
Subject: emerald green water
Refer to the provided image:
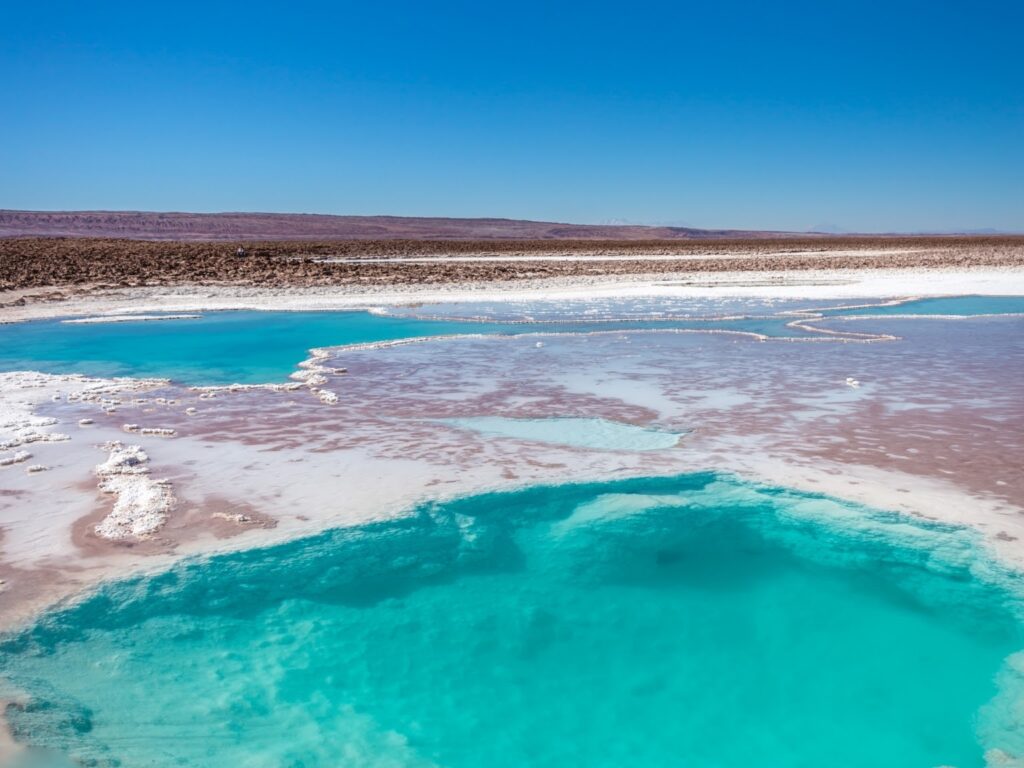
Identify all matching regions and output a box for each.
[4,474,1022,767]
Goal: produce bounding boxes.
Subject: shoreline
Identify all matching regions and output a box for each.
[3,265,1024,325]
[1,454,1020,632]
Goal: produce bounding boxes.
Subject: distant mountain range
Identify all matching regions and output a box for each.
[1,210,1015,241]
[0,210,812,241]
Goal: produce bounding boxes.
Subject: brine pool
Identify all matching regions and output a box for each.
[0,309,808,385]
[3,295,1020,386]
[2,474,1023,767]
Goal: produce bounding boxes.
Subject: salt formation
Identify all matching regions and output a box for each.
[0,450,32,466]
[0,371,167,452]
[122,424,176,436]
[94,441,175,540]
[192,382,301,398]
[1,381,70,451]
[211,511,257,525]
[61,314,201,324]
[290,348,340,405]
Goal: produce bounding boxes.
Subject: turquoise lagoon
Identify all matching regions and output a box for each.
[0,310,808,386]
[2,296,1019,386]
[0,311,505,386]
[3,474,1023,767]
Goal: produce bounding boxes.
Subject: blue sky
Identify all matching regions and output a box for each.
[2,1,1022,232]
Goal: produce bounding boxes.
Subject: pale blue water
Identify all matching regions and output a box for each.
[3,474,1023,767]
[824,295,1024,317]
[442,416,683,450]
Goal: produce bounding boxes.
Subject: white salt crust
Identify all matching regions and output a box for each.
[93,441,175,540]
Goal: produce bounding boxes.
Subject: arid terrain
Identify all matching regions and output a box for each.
[2,235,1023,296]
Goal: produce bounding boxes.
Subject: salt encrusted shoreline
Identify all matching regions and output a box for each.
[0,371,163,454]
[0,372,175,544]
[289,349,343,404]
[2,266,1024,325]
[61,313,202,324]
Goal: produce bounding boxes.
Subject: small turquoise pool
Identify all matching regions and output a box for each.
[823,295,1024,317]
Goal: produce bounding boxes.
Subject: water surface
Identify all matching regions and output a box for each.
[441,416,683,450]
[0,311,503,385]
[0,310,805,385]
[824,295,1024,317]
[4,296,1018,385]
[3,474,1022,767]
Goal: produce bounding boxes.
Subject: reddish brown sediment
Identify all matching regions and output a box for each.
[2,236,1024,294]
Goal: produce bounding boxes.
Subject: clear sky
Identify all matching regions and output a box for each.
[2,1,1022,232]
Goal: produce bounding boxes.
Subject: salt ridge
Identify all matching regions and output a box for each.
[93,441,175,540]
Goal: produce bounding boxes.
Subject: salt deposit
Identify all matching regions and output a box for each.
[93,441,175,540]
[61,314,201,324]
[0,371,166,451]
[122,424,175,436]
[0,451,31,467]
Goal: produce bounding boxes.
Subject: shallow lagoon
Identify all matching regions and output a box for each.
[3,474,1023,767]
[0,311,503,385]
[3,296,1019,386]
[0,309,811,386]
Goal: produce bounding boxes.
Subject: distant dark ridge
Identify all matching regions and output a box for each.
[0,210,815,241]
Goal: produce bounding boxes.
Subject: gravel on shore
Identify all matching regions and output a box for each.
[2,236,1023,295]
